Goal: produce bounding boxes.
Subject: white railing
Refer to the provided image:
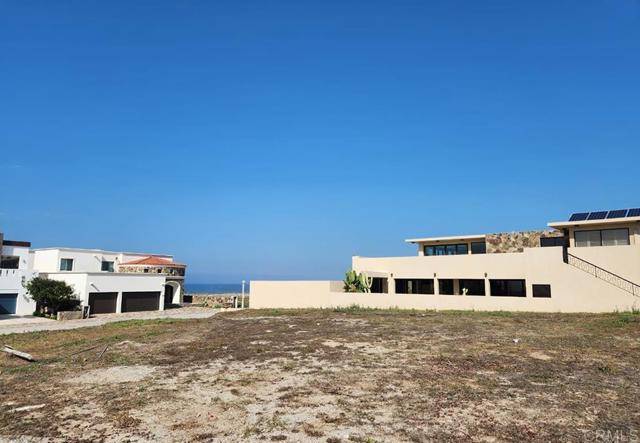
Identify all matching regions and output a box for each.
[0,269,21,277]
[567,253,640,297]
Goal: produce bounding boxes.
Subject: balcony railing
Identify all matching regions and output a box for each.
[0,269,22,277]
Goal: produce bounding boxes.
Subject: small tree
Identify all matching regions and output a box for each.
[24,277,79,315]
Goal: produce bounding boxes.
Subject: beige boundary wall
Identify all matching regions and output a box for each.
[251,247,640,313]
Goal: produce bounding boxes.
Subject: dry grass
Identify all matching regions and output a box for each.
[1,308,639,442]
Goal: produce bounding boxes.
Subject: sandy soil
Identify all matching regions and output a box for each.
[1,308,639,442]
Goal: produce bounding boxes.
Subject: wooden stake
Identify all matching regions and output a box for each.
[2,345,35,362]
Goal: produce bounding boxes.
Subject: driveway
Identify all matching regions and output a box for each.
[0,306,218,335]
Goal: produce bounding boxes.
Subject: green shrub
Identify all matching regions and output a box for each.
[24,277,79,315]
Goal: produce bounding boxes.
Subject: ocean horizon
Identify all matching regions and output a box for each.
[184,283,248,294]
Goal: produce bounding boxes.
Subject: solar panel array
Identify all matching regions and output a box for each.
[569,208,640,222]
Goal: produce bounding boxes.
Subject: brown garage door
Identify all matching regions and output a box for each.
[88,292,118,314]
[122,292,160,312]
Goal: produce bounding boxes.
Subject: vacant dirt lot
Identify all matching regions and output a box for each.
[1,308,639,442]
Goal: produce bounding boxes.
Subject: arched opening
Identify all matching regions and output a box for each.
[164,281,182,307]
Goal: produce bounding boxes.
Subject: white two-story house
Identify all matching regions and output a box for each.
[0,235,37,316]
[0,232,187,316]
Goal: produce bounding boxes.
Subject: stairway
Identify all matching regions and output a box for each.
[564,251,640,297]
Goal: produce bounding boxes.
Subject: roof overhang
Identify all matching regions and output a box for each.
[548,216,640,229]
[31,247,173,258]
[405,234,486,244]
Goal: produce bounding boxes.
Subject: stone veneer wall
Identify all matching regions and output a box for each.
[117,264,185,277]
[190,294,248,308]
[486,230,564,254]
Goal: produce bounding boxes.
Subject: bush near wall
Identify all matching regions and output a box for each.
[25,277,80,317]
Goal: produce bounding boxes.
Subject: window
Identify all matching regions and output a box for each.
[370,278,388,294]
[532,284,551,298]
[602,229,630,246]
[395,279,434,295]
[438,279,454,295]
[490,279,526,297]
[424,244,469,256]
[575,229,629,247]
[0,256,19,269]
[458,279,485,296]
[471,241,486,254]
[60,258,74,271]
[101,261,114,272]
[540,236,565,247]
[575,230,601,247]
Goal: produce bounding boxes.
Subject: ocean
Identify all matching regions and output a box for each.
[184,283,248,294]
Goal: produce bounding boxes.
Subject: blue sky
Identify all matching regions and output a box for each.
[1,1,639,283]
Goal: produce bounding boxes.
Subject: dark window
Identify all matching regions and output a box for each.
[370,277,388,294]
[532,284,551,298]
[424,244,469,256]
[490,279,526,297]
[458,279,485,296]
[438,279,454,295]
[0,256,19,269]
[395,279,434,295]
[471,242,486,254]
[540,236,564,247]
[101,261,114,272]
[60,258,74,271]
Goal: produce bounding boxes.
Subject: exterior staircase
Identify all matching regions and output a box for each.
[564,251,640,297]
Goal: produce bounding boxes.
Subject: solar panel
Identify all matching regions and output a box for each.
[607,209,628,219]
[587,211,608,220]
[569,212,589,221]
[627,208,640,218]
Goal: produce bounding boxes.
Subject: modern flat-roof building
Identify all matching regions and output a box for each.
[0,234,187,316]
[0,236,36,316]
[252,208,640,313]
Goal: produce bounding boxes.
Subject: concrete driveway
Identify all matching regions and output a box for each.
[0,306,218,335]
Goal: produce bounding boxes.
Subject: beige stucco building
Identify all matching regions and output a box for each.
[252,209,640,312]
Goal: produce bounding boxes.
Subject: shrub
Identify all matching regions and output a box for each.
[343,270,373,293]
[24,277,79,315]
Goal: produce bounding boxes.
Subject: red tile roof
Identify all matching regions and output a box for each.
[121,256,186,267]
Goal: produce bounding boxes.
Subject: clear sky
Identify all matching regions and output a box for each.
[1,1,639,283]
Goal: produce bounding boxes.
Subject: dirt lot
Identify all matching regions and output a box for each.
[1,308,639,442]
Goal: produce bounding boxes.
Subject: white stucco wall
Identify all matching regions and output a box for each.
[32,249,174,273]
[44,272,167,308]
[0,269,37,315]
[0,245,37,315]
[2,245,32,270]
[31,249,60,273]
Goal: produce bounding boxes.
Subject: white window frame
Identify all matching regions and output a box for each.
[60,258,74,271]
